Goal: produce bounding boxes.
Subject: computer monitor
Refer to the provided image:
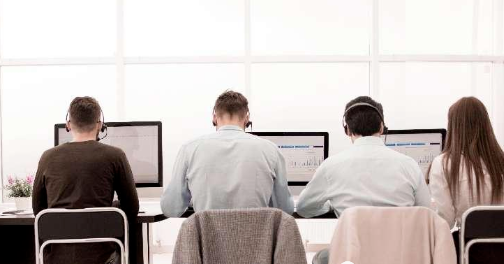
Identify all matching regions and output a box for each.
[381,129,446,178]
[248,132,329,186]
[54,121,163,187]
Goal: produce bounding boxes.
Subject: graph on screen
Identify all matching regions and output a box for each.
[256,135,326,182]
[383,132,443,177]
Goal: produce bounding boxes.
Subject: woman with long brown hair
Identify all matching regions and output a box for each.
[429,97,504,228]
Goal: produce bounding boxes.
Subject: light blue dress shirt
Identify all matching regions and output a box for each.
[161,125,294,217]
[297,136,432,218]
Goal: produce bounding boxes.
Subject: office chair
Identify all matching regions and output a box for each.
[460,206,504,264]
[34,207,128,264]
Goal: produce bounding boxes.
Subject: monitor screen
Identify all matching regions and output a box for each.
[381,129,446,177]
[54,121,163,187]
[249,132,329,185]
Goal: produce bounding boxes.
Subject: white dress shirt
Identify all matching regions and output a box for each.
[296,136,431,218]
[160,125,294,217]
[429,154,495,228]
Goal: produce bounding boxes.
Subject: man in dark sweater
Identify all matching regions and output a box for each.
[32,96,139,264]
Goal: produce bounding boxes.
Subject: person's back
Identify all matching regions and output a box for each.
[429,97,504,228]
[183,126,284,210]
[32,97,139,264]
[298,136,429,217]
[34,141,138,213]
[161,91,293,217]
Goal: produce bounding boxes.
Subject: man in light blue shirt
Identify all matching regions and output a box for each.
[161,91,294,217]
[299,96,432,264]
[298,96,431,220]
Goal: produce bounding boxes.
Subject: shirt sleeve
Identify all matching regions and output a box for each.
[161,145,192,217]
[32,152,48,215]
[412,160,432,208]
[270,150,294,214]
[114,151,140,219]
[429,156,456,228]
[296,164,331,218]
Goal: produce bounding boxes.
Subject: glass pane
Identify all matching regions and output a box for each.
[0,0,116,58]
[251,0,372,55]
[379,62,493,130]
[124,64,245,182]
[1,66,117,191]
[250,63,370,155]
[124,0,245,56]
[379,0,494,55]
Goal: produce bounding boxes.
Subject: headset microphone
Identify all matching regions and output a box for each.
[96,110,108,141]
[212,109,252,131]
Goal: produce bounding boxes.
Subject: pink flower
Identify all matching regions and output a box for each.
[7,176,14,185]
[26,175,34,184]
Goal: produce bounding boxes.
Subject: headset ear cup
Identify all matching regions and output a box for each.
[343,125,348,135]
[245,121,252,129]
[383,126,388,135]
[101,124,107,133]
[65,112,70,132]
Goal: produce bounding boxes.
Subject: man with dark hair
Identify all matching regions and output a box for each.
[32,96,139,264]
[298,95,430,218]
[161,90,294,217]
[297,96,431,264]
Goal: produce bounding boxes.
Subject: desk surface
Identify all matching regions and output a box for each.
[1,210,335,226]
[0,211,167,226]
[180,209,336,219]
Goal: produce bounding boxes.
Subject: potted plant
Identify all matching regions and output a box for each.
[5,175,34,210]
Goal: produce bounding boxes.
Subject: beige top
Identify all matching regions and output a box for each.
[429,154,494,228]
[328,206,456,264]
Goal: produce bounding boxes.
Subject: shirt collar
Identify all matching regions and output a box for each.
[353,136,385,146]
[218,125,244,132]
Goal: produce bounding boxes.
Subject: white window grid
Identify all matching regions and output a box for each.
[0,0,503,198]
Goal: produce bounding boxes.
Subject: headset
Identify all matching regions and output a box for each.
[212,108,252,130]
[342,102,388,136]
[65,109,108,141]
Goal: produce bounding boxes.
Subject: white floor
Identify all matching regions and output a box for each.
[153,253,317,264]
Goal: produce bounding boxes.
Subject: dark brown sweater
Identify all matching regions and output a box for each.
[32,140,139,264]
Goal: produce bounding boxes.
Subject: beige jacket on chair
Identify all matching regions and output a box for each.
[172,208,307,264]
[329,207,456,264]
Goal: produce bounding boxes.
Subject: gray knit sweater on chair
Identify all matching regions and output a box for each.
[172,208,307,264]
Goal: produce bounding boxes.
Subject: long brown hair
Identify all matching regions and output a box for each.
[442,97,504,204]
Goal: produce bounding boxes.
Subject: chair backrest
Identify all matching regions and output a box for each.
[460,206,504,264]
[462,206,504,240]
[34,207,128,258]
[173,208,307,264]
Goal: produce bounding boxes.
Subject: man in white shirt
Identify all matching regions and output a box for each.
[297,96,431,264]
[160,90,294,217]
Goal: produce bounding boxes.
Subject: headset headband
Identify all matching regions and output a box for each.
[343,102,384,122]
[342,102,387,135]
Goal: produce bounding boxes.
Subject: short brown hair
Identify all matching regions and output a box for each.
[214,90,249,119]
[68,96,102,132]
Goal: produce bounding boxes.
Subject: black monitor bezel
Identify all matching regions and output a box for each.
[384,129,447,150]
[54,121,163,188]
[248,131,329,186]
